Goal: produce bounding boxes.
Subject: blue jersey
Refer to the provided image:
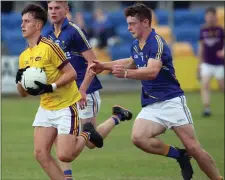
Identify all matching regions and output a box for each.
[131,29,184,107]
[42,18,102,94]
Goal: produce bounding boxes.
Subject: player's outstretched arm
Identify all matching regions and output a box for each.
[112,58,162,80]
[102,57,136,71]
[88,57,136,75]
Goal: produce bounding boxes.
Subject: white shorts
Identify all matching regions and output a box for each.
[78,90,101,119]
[136,96,193,129]
[33,104,81,135]
[200,63,224,80]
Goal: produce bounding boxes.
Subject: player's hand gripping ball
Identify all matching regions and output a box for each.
[21,67,47,95]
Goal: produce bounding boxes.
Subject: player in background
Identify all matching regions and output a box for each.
[88,4,223,180]
[16,4,104,180]
[43,1,133,179]
[198,7,224,117]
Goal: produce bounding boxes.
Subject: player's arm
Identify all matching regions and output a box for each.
[88,57,136,76]
[112,35,163,80]
[113,59,162,80]
[16,57,29,97]
[198,28,204,64]
[27,44,77,96]
[55,62,77,88]
[101,57,136,71]
[79,49,97,92]
[198,41,204,64]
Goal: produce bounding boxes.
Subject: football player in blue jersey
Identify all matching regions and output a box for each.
[43,1,132,179]
[88,3,223,180]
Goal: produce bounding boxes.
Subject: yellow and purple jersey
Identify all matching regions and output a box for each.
[130,29,184,107]
[19,36,81,110]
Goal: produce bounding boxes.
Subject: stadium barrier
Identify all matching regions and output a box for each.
[1,56,219,95]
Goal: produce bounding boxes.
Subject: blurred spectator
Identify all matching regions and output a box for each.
[90,8,115,49]
[1,1,14,13]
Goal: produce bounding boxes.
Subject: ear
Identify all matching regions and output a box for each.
[65,5,69,14]
[143,19,150,28]
[36,21,42,30]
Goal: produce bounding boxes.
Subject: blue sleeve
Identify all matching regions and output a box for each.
[148,35,164,61]
[72,27,92,53]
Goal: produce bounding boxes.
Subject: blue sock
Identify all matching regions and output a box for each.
[111,116,120,125]
[166,146,180,159]
[64,169,73,180]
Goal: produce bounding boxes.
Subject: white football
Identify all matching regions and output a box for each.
[21,67,47,90]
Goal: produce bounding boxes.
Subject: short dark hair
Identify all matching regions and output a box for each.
[47,1,69,6]
[21,3,47,27]
[205,7,216,15]
[124,3,152,26]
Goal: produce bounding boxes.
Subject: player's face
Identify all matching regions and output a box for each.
[205,12,217,25]
[127,16,145,39]
[48,1,68,24]
[21,13,40,38]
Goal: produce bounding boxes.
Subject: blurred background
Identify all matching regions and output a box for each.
[1,2,224,180]
[1,1,224,94]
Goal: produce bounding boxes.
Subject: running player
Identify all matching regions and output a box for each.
[42,1,133,179]
[89,3,223,180]
[198,7,224,117]
[16,4,104,180]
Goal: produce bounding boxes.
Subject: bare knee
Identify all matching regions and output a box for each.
[57,151,77,163]
[131,132,146,149]
[185,140,202,156]
[34,148,50,166]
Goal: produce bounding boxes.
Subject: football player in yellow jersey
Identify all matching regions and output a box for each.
[16,4,103,180]
[44,2,133,179]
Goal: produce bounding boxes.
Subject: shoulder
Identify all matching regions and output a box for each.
[149,34,164,48]
[68,21,87,36]
[40,37,62,52]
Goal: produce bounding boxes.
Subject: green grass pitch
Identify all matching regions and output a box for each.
[2,92,224,180]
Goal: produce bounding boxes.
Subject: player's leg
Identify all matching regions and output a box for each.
[55,103,103,162]
[200,63,213,116]
[172,95,222,179]
[173,124,222,179]
[215,65,224,91]
[131,118,167,154]
[54,138,73,180]
[80,91,132,149]
[132,96,195,179]
[34,127,65,180]
[33,106,65,180]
